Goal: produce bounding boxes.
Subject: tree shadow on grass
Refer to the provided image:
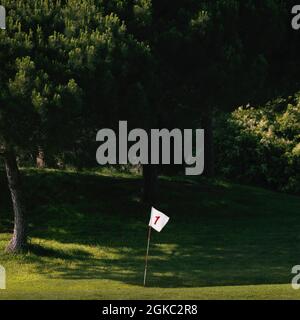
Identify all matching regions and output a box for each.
[28,244,93,261]
[24,236,297,288]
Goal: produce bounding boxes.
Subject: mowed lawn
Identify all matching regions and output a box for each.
[0,168,300,300]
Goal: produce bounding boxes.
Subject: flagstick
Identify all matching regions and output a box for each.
[143,226,152,287]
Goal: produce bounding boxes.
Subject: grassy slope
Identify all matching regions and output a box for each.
[0,168,300,300]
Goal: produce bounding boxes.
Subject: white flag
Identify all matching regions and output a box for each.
[149,207,169,232]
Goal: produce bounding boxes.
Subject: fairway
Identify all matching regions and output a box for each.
[1,281,300,300]
[0,169,300,300]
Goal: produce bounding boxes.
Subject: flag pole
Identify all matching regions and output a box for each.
[143,225,152,287]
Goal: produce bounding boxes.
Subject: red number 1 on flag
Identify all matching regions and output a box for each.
[154,216,160,225]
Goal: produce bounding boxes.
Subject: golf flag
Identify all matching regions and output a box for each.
[149,207,169,232]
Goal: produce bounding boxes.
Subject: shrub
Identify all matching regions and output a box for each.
[215,94,300,194]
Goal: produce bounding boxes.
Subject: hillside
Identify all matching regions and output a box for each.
[0,169,300,299]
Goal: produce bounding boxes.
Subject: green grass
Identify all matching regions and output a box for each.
[0,168,300,299]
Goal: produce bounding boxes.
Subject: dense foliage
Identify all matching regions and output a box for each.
[216,95,300,194]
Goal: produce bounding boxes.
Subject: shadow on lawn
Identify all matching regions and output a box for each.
[29,244,93,260]
[26,234,295,288]
[1,169,300,288]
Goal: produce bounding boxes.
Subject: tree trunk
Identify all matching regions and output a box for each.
[142,164,158,205]
[36,146,45,168]
[202,111,215,178]
[4,146,27,253]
